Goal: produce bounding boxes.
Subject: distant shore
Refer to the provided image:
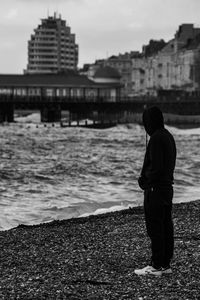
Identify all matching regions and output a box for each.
[0,199,199,299]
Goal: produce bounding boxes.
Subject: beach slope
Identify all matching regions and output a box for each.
[0,200,199,299]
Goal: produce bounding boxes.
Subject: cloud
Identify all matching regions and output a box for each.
[17,0,82,2]
[4,8,18,20]
[1,0,200,72]
[1,41,15,49]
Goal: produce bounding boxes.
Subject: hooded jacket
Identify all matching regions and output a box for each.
[139,106,176,190]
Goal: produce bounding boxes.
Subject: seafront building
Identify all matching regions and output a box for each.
[83,52,140,97]
[25,13,78,74]
[84,24,200,97]
[0,69,121,100]
[132,24,200,97]
[96,53,136,97]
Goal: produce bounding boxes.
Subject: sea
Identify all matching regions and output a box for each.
[0,112,200,231]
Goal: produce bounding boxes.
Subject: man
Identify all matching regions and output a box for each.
[134,106,176,276]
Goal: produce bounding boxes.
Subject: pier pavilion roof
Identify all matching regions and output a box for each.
[0,73,121,88]
[0,73,94,87]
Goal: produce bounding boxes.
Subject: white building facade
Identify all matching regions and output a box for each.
[26,13,78,74]
[131,24,200,97]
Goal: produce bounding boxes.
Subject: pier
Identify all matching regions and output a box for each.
[1,94,200,123]
[0,73,200,124]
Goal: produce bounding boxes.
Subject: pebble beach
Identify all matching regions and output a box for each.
[0,199,199,300]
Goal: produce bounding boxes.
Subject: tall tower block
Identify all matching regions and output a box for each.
[26,13,78,74]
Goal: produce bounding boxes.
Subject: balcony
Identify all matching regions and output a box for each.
[29,58,58,63]
[29,45,58,50]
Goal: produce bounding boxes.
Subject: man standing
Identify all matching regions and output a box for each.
[134,106,176,276]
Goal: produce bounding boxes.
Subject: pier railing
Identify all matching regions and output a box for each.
[1,94,200,123]
[0,93,200,103]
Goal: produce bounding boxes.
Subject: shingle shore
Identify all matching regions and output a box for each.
[0,200,199,300]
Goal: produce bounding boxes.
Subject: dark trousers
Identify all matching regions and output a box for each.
[144,187,174,269]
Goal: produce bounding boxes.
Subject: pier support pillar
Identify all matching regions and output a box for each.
[0,104,14,122]
[41,104,61,122]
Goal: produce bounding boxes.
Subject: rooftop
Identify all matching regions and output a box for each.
[0,73,121,88]
[0,73,93,87]
[94,66,121,79]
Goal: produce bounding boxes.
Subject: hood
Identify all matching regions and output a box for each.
[142,106,164,136]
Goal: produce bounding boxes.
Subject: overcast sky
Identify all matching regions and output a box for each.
[0,0,200,73]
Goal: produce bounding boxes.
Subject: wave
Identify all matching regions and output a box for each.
[0,119,200,231]
[15,113,41,123]
[79,204,134,218]
[166,125,200,136]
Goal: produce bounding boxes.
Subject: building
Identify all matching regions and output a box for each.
[103,53,133,97]
[25,13,78,74]
[174,24,200,53]
[131,56,146,96]
[0,72,121,100]
[131,24,200,96]
[142,39,166,57]
[83,52,140,97]
[92,66,121,101]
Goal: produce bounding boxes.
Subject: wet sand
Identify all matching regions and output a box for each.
[0,200,199,299]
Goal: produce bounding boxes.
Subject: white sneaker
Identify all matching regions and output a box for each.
[134,265,162,276]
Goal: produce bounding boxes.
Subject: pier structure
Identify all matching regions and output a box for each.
[1,93,200,125]
[1,74,200,124]
[0,72,122,123]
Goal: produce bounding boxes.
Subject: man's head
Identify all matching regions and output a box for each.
[142,106,164,136]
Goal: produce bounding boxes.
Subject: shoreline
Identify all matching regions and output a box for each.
[2,197,197,233]
[0,199,199,299]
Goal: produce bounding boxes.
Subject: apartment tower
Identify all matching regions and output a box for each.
[26,13,78,74]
